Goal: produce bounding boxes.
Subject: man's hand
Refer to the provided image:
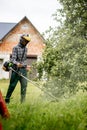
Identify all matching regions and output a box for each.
[17,63,23,68]
[26,65,31,71]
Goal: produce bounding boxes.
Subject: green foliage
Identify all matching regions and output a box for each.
[37,0,87,98]
[37,35,87,96]
[57,0,87,39]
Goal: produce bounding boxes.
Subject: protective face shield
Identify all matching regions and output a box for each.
[20,34,31,46]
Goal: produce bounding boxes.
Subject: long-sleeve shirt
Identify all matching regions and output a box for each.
[11,43,27,67]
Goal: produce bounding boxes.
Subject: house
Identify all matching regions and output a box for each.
[0,16,45,79]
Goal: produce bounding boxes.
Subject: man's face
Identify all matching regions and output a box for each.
[22,38,29,46]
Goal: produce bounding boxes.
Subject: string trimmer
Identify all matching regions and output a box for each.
[2,61,58,101]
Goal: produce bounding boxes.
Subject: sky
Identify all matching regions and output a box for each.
[0,0,61,33]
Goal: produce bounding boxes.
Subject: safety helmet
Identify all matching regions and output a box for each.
[20,34,31,46]
[21,34,31,42]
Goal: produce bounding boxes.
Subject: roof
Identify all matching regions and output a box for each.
[0,16,45,42]
[0,16,45,56]
[0,22,16,40]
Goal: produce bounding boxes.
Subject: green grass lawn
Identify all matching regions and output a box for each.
[0,79,87,130]
[0,79,42,103]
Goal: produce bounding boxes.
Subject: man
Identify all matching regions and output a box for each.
[5,34,31,103]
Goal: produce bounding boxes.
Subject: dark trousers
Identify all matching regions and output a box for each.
[5,68,27,103]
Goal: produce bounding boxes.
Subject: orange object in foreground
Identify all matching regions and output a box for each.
[0,90,10,130]
[0,90,10,118]
[0,123,3,130]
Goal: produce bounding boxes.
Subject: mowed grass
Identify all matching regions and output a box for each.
[0,79,87,130]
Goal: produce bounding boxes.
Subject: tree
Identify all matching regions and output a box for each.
[57,0,87,39]
[37,0,87,98]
